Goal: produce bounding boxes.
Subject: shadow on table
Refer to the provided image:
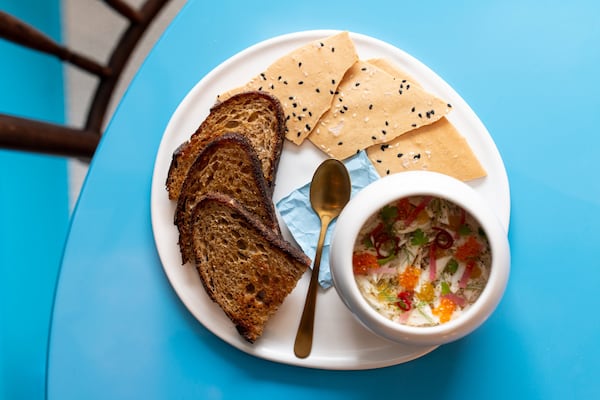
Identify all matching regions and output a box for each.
[176,294,540,399]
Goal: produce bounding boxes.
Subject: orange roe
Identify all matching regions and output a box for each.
[399,265,421,291]
[455,235,481,262]
[352,253,378,275]
[416,282,435,303]
[432,297,456,323]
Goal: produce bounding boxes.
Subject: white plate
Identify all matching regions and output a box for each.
[151,30,510,370]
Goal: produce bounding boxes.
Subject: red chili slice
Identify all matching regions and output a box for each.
[433,228,454,249]
[396,291,413,311]
[370,223,399,259]
[404,196,433,226]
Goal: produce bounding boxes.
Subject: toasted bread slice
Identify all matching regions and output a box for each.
[191,193,310,343]
[175,133,280,265]
[166,91,286,200]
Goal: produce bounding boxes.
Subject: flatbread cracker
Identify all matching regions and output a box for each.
[307,60,451,159]
[218,31,358,145]
[364,58,485,181]
[366,117,486,181]
[366,58,420,86]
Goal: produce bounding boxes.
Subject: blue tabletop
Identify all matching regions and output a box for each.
[47,0,600,399]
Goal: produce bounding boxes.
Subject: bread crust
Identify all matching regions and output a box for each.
[191,193,310,343]
[166,91,286,200]
[175,133,280,265]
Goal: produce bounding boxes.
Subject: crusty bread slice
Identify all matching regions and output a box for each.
[166,91,286,200]
[191,193,310,343]
[175,133,280,265]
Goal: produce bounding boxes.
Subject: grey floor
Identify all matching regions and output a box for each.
[63,0,187,208]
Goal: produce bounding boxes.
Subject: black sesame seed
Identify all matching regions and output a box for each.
[283,80,288,85]
[292,103,298,108]
[371,136,377,140]
[386,169,391,175]
[411,123,417,128]
[340,109,345,114]
[406,84,410,90]
[411,107,416,112]
[381,144,389,151]
[426,112,431,119]
[286,115,290,120]
[376,159,382,163]
[270,84,275,90]
[331,79,336,85]
[308,111,312,117]
[316,88,320,93]
[330,89,334,95]
[414,154,421,159]
[320,42,324,47]
[418,113,422,118]
[385,120,389,126]
[258,86,263,91]
[331,47,335,52]
[298,81,304,85]
[298,62,302,68]
[338,141,343,146]
[343,105,348,111]
[447,103,453,108]
[297,116,302,121]
[297,132,301,137]
[382,130,387,135]
[399,90,403,95]
[402,79,407,83]
[305,124,311,131]
[289,96,294,100]
[260,73,266,80]
[356,149,360,154]
[361,67,367,71]
[355,82,361,87]
[397,153,404,158]
[278,76,282,81]
[369,104,373,110]
[338,97,343,102]
[430,109,435,115]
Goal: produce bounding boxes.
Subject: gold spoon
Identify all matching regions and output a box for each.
[294,158,351,358]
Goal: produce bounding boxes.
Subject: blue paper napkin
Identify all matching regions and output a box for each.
[276,151,380,288]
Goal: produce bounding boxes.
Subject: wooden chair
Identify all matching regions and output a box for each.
[0,0,172,159]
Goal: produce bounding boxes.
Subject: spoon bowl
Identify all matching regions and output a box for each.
[293,159,351,358]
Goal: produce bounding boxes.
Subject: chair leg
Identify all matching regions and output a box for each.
[0,114,99,159]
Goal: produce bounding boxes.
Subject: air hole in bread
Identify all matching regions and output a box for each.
[237,239,247,250]
[245,283,255,294]
[225,120,240,128]
[247,111,259,122]
[256,289,266,302]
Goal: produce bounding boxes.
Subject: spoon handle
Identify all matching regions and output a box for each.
[293,215,331,358]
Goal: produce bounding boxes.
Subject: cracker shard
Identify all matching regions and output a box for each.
[218,31,358,145]
[308,60,451,160]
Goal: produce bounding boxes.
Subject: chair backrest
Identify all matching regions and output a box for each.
[0,0,172,159]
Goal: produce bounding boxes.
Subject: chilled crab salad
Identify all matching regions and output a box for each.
[352,195,492,327]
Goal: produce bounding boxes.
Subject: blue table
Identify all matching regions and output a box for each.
[47,0,600,398]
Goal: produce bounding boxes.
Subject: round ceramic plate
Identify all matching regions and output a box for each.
[150,30,510,370]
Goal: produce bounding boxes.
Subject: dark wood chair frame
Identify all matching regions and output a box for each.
[0,0,171,159]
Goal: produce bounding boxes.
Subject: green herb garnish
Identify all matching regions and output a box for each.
[410,229,428,246]
[380,205,398,225]
[441,281,451,295]
[458,224,472,236]
[445,259,459,274]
